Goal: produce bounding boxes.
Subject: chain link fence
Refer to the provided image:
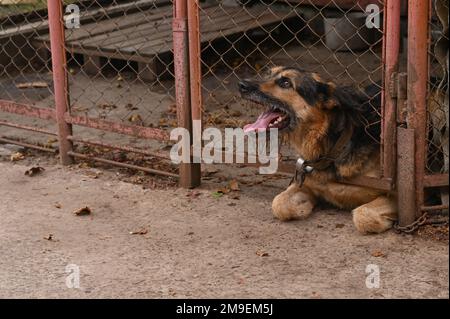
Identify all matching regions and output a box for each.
[0,0,448,214]
[427,0,448,176]
[1,0,57,153]
[198,0,384,147]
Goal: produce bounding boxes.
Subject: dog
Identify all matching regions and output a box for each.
[239,66,397,234]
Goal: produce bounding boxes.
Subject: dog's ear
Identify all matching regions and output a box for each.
[296,76,338,109]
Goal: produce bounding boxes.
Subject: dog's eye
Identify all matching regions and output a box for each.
[277,77,292,89]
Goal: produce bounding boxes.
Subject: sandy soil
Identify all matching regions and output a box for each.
[0,158,448,299]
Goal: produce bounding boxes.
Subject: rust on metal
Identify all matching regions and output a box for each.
[381,0,401,180]
[66,135,172,160]
[421,204,449,212]
[423,174,450,188]
[64,114,169,141]
[407,0,429,218]
[0,137,57,153]
[396,72,408,124]
[67,151,178,178]
[0,120,57,136]
[0,100,55,120]
[397,127,417,227]
[48,0,73,165]
[173,0,201,188]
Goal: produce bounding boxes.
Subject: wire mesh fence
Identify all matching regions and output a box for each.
[0,0,448,206]
[195,0,385,171]
[426,0,448,176]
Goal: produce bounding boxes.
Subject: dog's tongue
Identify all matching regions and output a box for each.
[244,111,282,133]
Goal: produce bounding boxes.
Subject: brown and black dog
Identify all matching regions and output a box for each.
[239,66,397,234]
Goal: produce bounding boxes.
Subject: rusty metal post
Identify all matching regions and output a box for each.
[173,0,201,188]
[382,0,401,180]
[407,0,429,218]
[187,0,202,187]
[397,127,416,226]
[48,0,73,165]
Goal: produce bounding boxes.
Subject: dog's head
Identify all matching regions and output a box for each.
[239,66,342,133]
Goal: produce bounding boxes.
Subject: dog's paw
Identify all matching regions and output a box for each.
[272,186,315,221]
[352,196,397,234]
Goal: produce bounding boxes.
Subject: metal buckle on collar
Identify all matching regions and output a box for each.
[290,157,314,187]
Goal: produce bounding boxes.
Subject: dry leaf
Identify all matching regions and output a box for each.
[167,104,177,114]
[73,206,92,216]
[10,152,25,162]
[186,191,201,198]
[217,187,231,194]
[371,249,386,258]
[229,179,240,191]
[130,228,148,235]
[97,103,117,110]
[24,166,45,177]
[125,103,138,111]
[78,162,90,169]
[16,82,48,89]
[256,250,269,257]
[129,114,143,123]
[44,137,58,148]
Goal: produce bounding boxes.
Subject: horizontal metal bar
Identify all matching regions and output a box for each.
[0,100,56,121]
[0,120,57,136]
[67,151,178,178]
[66,135,171,160]
[0,137,57,153]
[64,113,169,141]
[421,204,449,212]
[423,174,449,188]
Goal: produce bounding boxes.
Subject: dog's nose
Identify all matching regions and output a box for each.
[238,80,256,94]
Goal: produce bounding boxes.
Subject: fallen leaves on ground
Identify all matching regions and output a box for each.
[73,206,92,216]
[10,152,25,162]
[256,250,269,257]
[128,114,143,125]
[43,234,55,241]
[371,249,386,258]
[97,103,117,110]
[125,103,138,111]
[24,166,45,177]
[212,191,224,198]
[186,190,201,199]
[130,228,148,235]
[213,179,241,198]
[229,179,240,191]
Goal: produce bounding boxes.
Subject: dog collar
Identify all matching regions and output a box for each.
[291,126,354,187]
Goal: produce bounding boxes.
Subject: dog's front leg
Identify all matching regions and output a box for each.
[352,196,397,234]
[272,183,317,221]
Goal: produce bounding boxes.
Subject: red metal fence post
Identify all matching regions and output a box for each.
[407,0,429,217]
[187,0,202,187]
[173,0,201,188]
[48,0,73,165]
[382,0,401,180]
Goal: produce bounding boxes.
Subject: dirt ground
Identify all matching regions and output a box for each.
[0,154,448,299]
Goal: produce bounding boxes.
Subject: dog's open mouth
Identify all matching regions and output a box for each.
[244,109,290,133]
